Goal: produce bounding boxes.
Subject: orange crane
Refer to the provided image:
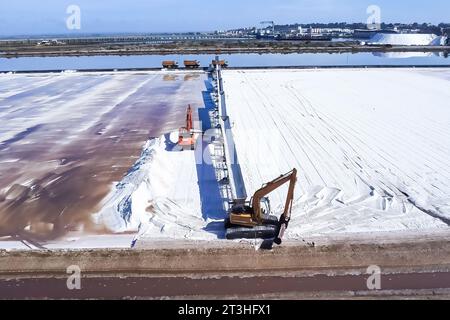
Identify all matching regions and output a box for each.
[178,105,196,150]
[226,169,297,245]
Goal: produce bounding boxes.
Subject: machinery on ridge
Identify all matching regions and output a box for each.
[226,168,297,245]
[162,61,179,69]
[184,60,201,69]
[178,105,197,150]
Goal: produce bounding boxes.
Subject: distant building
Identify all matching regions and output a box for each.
[37,39,65,46]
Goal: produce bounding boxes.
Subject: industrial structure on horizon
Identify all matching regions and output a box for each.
[1,22,448,47]
[219,21,450,45]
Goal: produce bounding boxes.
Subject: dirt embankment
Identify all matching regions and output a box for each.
[1,233,450,277]
[1,40,449,58]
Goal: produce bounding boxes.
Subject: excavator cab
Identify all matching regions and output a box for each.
[260,197,271,215]
[248,196,271,217]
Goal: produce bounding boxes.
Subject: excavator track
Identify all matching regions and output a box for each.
[225,215,279,240]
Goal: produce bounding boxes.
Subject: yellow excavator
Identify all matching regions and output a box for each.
[226,169,297,245]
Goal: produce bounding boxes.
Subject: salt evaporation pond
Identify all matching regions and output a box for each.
[0,71,207,240]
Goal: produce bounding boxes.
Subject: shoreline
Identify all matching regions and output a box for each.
[2,230,449,298]
[1,230,450,276]
[2,65,450,75]
[1,44,449,59]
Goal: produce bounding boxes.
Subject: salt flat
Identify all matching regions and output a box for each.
[101,68,450,244]
[0,71,207,248]
[222,68,450,237]
[2,68,449,249]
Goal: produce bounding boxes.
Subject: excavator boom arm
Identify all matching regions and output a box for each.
[186,105,193,132]
[251,169,297,223]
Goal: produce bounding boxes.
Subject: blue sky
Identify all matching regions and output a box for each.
[0,0,449,36]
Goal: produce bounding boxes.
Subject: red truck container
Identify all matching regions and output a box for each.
[162,61,179,69]
[212,60,228,68]
[184,60,201,69]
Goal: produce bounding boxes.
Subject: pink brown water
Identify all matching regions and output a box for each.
[0,72,206,239]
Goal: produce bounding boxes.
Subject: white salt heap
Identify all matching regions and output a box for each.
[222,68,450,238]
[368,33,445,46]
[98,68,450,242]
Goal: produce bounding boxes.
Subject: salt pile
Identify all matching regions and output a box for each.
[368,33,439,46]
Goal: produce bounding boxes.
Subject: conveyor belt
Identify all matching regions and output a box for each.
[215,65,247,201]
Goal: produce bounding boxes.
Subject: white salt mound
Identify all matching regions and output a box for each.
[369,33,438,46]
